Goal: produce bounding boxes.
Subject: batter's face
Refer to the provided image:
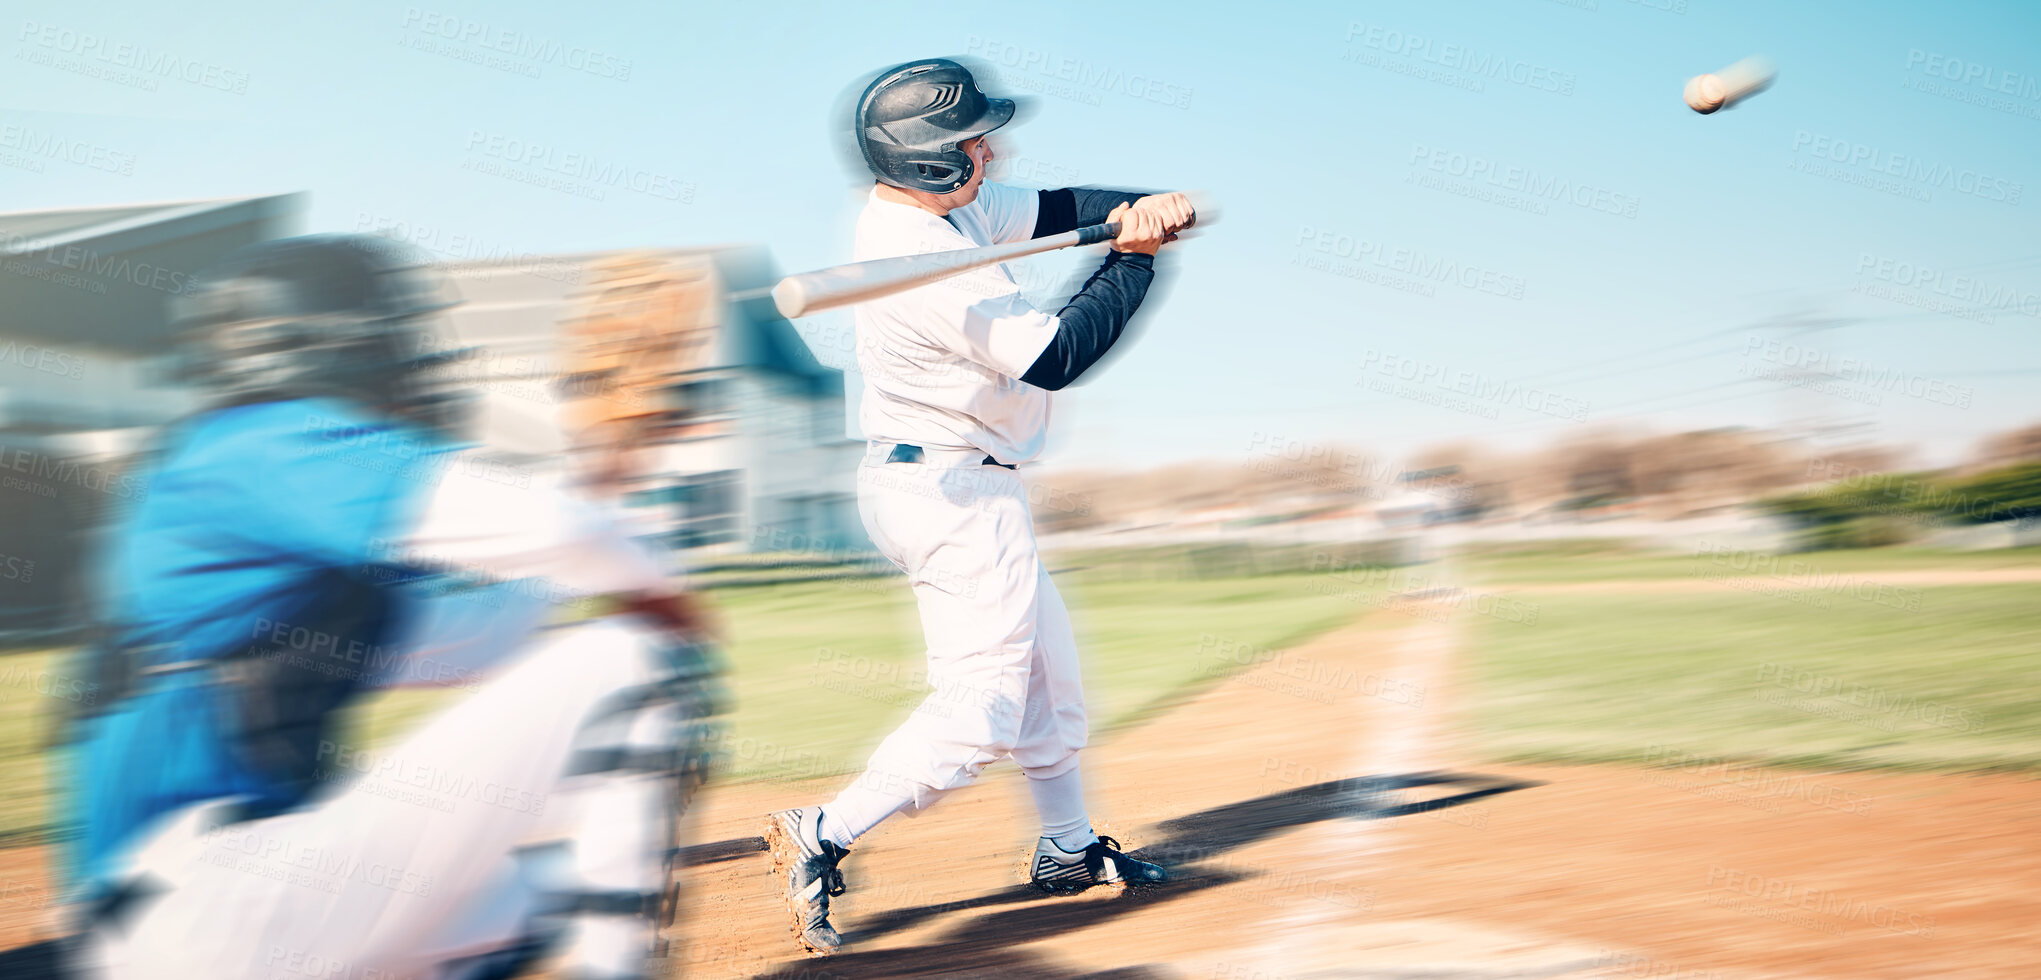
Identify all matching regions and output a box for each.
[879,134,1000,215]
[960,135,994,188]
[937,135,995,209]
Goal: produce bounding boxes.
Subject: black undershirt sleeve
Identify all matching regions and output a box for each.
[1019,250,1154,391]
[1031,187,1148,238]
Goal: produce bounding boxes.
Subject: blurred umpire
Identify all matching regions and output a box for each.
[62,235,717,980]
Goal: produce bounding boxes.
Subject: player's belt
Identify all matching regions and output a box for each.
[885,443,1014,469]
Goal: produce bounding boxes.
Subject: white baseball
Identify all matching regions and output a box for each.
[1684,73,1726,114]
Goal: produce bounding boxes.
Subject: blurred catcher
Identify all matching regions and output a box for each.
[62,235,721,980]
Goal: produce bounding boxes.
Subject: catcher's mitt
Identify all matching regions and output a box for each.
[558,252,716,499]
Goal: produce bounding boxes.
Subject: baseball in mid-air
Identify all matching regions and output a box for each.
[1684,73,1729,113]
[1685,56,1776,114]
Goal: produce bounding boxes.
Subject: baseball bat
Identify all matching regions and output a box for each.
[772,223,1116,319]
[771,194,1211,319]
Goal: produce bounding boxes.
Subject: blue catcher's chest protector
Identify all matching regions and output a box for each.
[68,397,450,889]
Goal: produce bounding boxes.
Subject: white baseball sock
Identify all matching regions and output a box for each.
[820,779,913,848]
[1026,767,1097,851]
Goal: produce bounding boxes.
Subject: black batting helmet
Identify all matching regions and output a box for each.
[855,58,1016,194]
[168,235,473,438]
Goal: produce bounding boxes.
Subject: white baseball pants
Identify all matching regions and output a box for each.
[848,448,1087,811]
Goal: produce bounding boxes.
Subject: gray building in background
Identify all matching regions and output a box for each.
[0,194,300,635]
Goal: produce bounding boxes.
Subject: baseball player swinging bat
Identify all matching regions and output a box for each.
[772,194,1211,318]
[765,56,1196,958]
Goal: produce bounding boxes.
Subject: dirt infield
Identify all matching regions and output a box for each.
[652,604,2038,979]
[4,596,2036,978]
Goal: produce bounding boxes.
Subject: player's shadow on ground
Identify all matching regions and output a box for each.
[0,939,63,980]
[1135,771,1540,869]
[742,771,1540,980]
[0,775,1539,980]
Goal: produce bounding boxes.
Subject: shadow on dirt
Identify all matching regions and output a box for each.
[0,938,63,980]
[0,774,1538,979]
[745,771,1541,979]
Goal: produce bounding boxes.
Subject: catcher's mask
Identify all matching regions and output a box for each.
[169,234,474,439]
[855,58,1018,194]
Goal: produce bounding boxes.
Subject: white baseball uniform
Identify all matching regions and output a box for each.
[853,181,1059,466]
[823,183,1090,833]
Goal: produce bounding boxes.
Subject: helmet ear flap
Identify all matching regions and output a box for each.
[913,157,969,190]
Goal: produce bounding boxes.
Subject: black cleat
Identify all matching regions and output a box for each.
[1030,835,1167,893]
[764,808,850,955]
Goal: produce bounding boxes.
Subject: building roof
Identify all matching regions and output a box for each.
[0,194,303,352]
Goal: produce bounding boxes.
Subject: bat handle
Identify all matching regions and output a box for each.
[1075,221,1121,247]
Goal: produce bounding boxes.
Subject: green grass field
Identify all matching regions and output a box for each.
[621,570,1370,782]
[0,565,1368,847]
[0,653,63,847]
[7,542,2036,851]
[1459,575,2041,772]
[1463,540,2041,585]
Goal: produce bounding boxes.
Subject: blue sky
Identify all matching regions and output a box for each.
[6,0,2038,470]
